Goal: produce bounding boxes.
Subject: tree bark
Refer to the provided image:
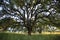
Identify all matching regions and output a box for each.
[27,27,32,35]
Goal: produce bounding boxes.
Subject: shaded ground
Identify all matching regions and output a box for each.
[0,32,60,40]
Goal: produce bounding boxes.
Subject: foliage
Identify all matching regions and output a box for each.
[0,18,20,31]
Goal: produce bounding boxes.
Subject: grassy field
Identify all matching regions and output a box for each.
[0,32,60,40]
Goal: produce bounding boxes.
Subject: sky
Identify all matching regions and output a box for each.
[0,6,3,11]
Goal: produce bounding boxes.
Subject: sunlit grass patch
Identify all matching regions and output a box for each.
[42,32,60,34]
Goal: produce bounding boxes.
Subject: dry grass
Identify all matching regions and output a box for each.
[42,32,60,34]
[2,31,60,35]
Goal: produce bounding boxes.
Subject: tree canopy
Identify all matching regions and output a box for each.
[0,0,60,35]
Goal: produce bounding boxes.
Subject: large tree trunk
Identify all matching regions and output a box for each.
[27,27,32,35]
